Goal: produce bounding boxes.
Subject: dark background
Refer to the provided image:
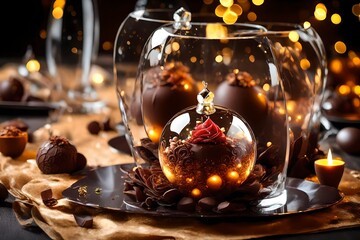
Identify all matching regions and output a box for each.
[0,0,358,61]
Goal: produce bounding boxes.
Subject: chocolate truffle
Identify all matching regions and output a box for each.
[336,127,360,155]
[142,62,199,143]
[87,121,102,135]
[0,119,29,132]
[0,76,25,102]
[214,71,268,136]
[36,136,87,174]
[0,126,28,158]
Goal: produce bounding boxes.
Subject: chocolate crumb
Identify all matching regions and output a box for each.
[78,186,88,196]
[197,197,217,211]
[95,187,102,195]
[177,197,195,212]
[74,214,93,228]
[41,189,58,207]
[87,121,102,135]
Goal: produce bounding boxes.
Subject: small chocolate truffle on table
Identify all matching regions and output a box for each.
[36,136,87,174]
[336,127,360,155]
[142,62,199,143]
[0,119,29,132]
[87,120,102,135]
[214,71,268,136]
[0,76,25,102]
[0,126,28,158]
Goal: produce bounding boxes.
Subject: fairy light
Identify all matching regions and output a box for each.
[247,12,257,21]
[300,58,310,70]
[314,3,327,21]
[215,4,227,17]
[334,41,347,54]
[338,85,351,95]
[230,4,243,16]
[303,21,311,29]
[331,13,341,24]
[329,59,343,74]
[252,0,264,6]
[223,9,238,24]
[352,3,360,18]
[288,31,300,42]
[220,0,234,8]
[171,42,180,51]
[26,59,41,73]
[52,7,63,19]
[102,41,113,51]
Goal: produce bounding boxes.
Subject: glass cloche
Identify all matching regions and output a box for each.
[127,9,290,210]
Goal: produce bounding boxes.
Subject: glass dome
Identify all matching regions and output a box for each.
[132,11,290,210]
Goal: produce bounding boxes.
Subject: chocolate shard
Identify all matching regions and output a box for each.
[197,197,217,211]
[177,197,195,212]
[74,214,93,228]
[217,201,246,213]
[41,188,58,207]
[134,186,146,202]
[133,146,158,163]
[41,188,53,200]
[162,189,182,203]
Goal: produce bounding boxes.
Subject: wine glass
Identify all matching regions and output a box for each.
[258,22,328,178]
[46,0,103,113]
[135,13,290,210]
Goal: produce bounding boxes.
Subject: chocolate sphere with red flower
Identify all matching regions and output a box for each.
[158,84,256,198]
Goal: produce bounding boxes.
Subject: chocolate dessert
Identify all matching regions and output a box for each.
[214,71,268,136]
[36,136,87,174]
[0,126,28,158]
[159,117,255,198]
[142,62,199,143]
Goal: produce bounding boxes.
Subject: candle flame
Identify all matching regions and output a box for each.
[327,149,333,165]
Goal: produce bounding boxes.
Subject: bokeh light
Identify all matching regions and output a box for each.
[331,13,341,24]
[334,41,347,54]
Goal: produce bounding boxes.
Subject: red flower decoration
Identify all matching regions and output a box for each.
[188,118,226,144]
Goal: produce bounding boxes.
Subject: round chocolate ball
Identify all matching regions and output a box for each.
[36,136,79,174]
[87,121,102,135]
[214,81,268,136]
[143,84,198,143]
[336,127,360,155]
[0,76,25,102]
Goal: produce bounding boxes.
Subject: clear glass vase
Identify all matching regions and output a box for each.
[46,0,103,113]
[133,13,290,210]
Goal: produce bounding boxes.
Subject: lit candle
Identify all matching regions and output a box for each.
[314,149,345,188]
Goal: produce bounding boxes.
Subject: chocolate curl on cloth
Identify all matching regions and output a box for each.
[1,115,360,239]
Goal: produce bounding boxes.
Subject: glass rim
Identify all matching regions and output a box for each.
[129,9,176,23]
[253,21,310,33]
[158,22,268,40]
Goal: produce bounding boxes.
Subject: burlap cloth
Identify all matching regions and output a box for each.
[1,112,360,240]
